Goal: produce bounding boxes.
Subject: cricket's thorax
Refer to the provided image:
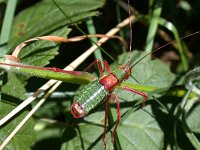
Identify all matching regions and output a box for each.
[100,64,131,91]
[100,64,131,90]
[99,73,119,91]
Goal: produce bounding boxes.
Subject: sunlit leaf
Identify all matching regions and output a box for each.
[7,0,105,53]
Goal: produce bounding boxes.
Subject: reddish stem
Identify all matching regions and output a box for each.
[0,62,85,76]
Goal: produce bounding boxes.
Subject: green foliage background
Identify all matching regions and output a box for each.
[0,0,200,149]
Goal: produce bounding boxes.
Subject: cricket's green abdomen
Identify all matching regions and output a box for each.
[71,80,108,118]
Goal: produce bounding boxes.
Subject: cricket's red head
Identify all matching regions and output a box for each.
[70,102,86,118]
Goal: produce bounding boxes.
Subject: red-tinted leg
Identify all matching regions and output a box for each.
[102,94,121,149]
[83,59,111,78]
[110,94,121,143]
[103,60,111,73]
[103,97,110,150]
[83,59,104,77]
[120,85,148,107]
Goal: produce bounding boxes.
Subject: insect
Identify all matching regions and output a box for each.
[0,0,199,149]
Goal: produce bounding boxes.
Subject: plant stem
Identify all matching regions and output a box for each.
[0,0,17,55]
[145,0,163,53]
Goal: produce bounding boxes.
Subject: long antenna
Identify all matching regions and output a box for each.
[127,0,133,65]
[131,30,200,69]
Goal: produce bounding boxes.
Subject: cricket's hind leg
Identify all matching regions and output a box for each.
[102,94,121,150]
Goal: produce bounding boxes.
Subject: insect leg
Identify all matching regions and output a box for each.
[102,96,110,150]
[102,94,121,149]
[83,59,104,77]
[120,85,148,107]
[83,60,111,78]
[110,94,121,143]
[103,60,111,73]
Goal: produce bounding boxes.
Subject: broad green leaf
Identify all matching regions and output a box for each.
[126,51,176,87]
[112,51,174,149]
[117,106,163,150]
[60,107,163,150]
[0,73,35,150]
[0,27,97,85]
[1,73,27,100]
[61,125,105,150]
[7,0,105,53]
[0,103,35,150]
[117,51,176,102]
[18,27,71,67]
[61,112,113,150]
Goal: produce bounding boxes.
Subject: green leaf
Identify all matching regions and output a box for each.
[60,107,163,150]
[117,106,164,150]
[61,112,113,150]
[0,103,35,150]
[0,73,35,150]
[1,73,27,100]
[117,51,176,102]
[19,27,71,67]
[7,0,105,54]
[0,27,97,85]
[110,51,174,149]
